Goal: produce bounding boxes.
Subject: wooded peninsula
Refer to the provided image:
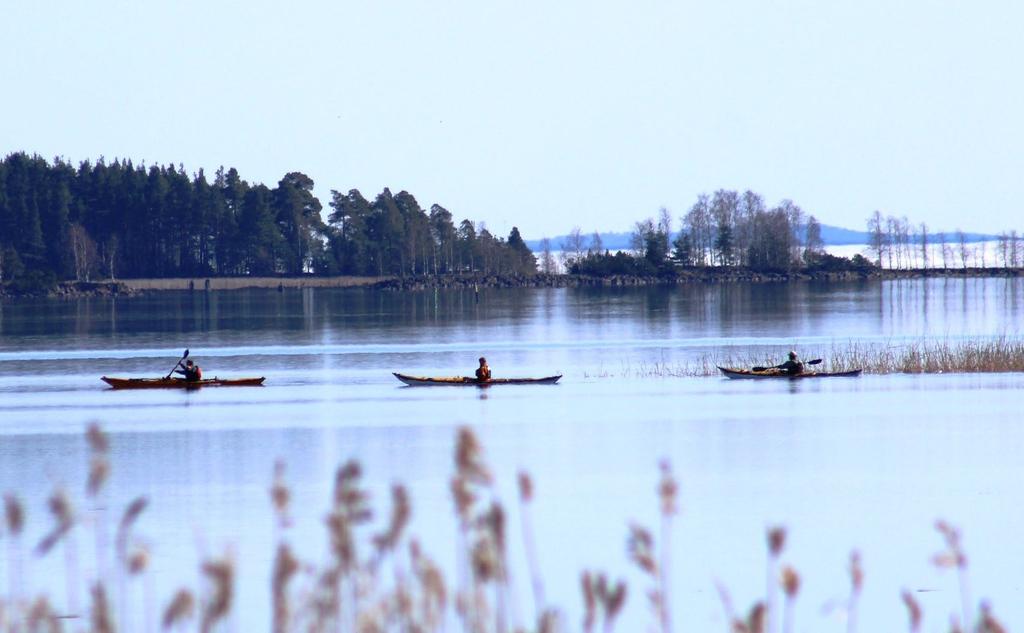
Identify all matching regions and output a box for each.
[1,153,1021,295]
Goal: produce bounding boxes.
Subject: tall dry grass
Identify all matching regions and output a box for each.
[0,424,1010,633]
[825,338,1024,374]
[581,337,1024,377]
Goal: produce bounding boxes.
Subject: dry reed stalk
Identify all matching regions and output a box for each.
[4,494,24,535]
[716,582,765,633]
[582,571,596,633]
[627,522,664,631]
[162,588,194,630]
[115,496,148,631]
[846,551,862,633]
[779,566,799,633]
[116,497,148,558]
[372,485,410,562]
[933,520,971,632]
[581,572,626,633]
[455,428,492,486]
[410,539,447,632]
[308,567,341,632]
[714,582,736,632]
[948,615,964,633]
[900,590,921,632]
[658,460,677,633]
[537,609,561,633]
[481,501,511,633]
[36,487,79,618]
[91,582,114,633]
[272,544,299,633]
[86,424,110,498]
[451,428,501,633]
[86,423,112,591]
[743,604,766,633]
[977,601,1007,633]
[516,470,547,622]
[199,557,234,633]
[765,526,785,633]
[4,494,25,600]
[128,544,149,575]
[26,596,61,633]
[270,460,291,530]
[36,489,73,556]
[325,459,374,632]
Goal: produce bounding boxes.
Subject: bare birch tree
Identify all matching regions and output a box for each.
[956,230,969,269]
[539,238,556,274]
[684,195,712,266]
[69,223,97,281]
[919,223,929,269]
[560,227,586,270]
[804,215,824,264]
[867,211,887,268]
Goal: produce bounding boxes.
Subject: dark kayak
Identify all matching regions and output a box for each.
[102,376,266,389]
[717,367,862,380]
[393,373,562,386]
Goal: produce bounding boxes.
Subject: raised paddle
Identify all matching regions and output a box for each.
[165,349,190,379]
[751,358,822,372]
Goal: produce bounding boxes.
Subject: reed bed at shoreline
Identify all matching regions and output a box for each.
[581,338,1024,378]
[0,424,1008,633]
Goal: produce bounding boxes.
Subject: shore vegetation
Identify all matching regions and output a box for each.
[581,338,1024,377]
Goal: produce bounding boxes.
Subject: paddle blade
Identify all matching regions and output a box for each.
[165,349,190,379]
[807,358,822,365]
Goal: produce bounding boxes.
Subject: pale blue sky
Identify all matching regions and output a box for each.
[3,0,1022,238]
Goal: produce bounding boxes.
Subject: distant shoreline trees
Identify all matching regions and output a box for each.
[4,153,1021,290]
[0,153,536,286]
[566,191,1022,276]
[568,189,877,276]
[865,211,1021,270]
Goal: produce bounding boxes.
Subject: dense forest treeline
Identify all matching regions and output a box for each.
[0,153,535,287]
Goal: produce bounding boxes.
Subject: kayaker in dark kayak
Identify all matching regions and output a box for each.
[475,357,492,383]
[174,359,203,382]
[774,351,804,376]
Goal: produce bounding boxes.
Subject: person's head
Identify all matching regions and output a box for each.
[186,360,195,367]
[479,356,487,365]
[788,351,797,360]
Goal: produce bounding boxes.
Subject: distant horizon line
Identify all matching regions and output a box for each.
[525,222,1007,249]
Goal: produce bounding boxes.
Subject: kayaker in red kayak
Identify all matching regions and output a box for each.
[774,351,805,376]
[475,357,492,383]
[174,359,203,382]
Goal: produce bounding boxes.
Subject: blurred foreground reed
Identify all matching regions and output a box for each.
[0,424,1008,633]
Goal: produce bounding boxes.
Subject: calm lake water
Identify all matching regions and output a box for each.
[1,279,1023,632]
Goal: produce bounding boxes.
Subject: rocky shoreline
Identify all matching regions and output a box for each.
[3,267,1022,299]
[368,267,1024,291]
[0,280,137,299]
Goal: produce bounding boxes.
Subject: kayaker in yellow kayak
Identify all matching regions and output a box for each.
[475,357,492,383]
[174,359,203,382]
[773,351,805,376]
